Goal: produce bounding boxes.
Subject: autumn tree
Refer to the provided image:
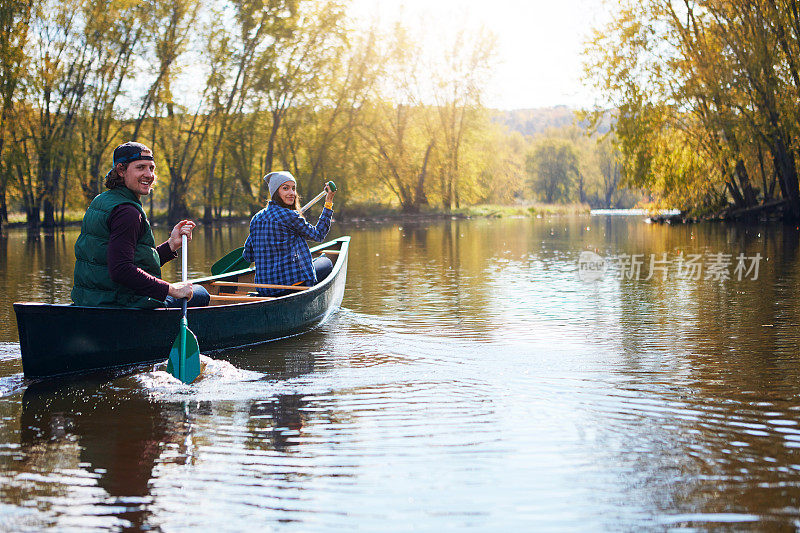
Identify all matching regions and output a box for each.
[75,0,148,203]
[0,0,31,227]
[431,28,495,210]
[358,24,438,212]
[584,0,800,218]
[526,138,580,203]
[277,24,381,205]
[16,0,94,227]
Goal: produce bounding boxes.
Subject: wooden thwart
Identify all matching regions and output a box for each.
[208,294,273,305]
[211,281,310,291]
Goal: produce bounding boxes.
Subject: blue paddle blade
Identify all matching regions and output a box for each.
[167,318,201,384]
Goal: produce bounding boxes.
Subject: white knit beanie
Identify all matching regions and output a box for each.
[265,171,296,198]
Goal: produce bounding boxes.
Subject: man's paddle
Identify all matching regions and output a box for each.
[167,234,201,384]
[209,181,337,276]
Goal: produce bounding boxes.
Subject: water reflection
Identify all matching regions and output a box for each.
[3,216,800,528]
[17,380,189,530]
[247,395,311,452]
[14,373,343,529]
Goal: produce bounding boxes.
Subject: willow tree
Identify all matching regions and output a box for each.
[200,0,305,222]
[251,0,345,190]
[358,24,438,212]
[361,101,437,212]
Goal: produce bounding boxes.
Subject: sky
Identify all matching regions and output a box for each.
[347,0,611,110]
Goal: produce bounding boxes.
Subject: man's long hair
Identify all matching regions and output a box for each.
[104,163,128,189]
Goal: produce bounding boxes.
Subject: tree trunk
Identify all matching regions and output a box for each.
[202,164,214,224]
[0,182,7,223]
[771,133,800,219]
[26,205,40,227]
[414,142,434,208]
[727,180,746,208]
[168,170,191,225]
[42,198,56,228]
[42,166,62,228]
[756,143,771,200]
[577,169,587,204]
[85,154,102,202]
[734,159,757,206]
[265,111,281,174]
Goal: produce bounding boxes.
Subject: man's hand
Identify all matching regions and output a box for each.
[168,281,193,300]
[168,220,196,251]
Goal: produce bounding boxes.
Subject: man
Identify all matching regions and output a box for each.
[71,141,209,308]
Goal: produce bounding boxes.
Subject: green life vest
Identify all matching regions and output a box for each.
[71,187,164,308]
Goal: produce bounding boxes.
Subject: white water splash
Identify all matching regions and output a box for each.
[136,354,263,394]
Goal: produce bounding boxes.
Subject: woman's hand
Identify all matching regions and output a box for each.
[168,281,194,299]
[324,184,336,203]
[168,220,196,251]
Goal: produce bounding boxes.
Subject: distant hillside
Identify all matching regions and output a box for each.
[493,106,613,137]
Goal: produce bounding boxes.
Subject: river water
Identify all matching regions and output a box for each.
[0,214,800,531]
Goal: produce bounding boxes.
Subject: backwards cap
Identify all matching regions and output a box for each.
[113,142,154,167]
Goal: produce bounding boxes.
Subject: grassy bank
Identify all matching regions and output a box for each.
[337,202,590,220]
[2,202,591,229]
[452,203,590,217]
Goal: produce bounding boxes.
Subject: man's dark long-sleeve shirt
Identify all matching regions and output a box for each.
[107,204,177,301]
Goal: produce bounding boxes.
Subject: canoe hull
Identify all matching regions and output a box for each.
[14,237,349,379]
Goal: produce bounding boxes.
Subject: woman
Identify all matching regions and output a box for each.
[243,171,335,296]
[71,141,209,308]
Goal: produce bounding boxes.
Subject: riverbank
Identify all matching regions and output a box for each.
[647,199,790,224]
[1,202,592,229]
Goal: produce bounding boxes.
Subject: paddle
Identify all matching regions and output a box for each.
[167,234,201,384]
[210,246,250,276]
[299,180,337,214]
[209,181,337,276]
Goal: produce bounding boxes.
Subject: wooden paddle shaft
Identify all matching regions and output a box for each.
[300,181,335,213]
[300,191,326,213]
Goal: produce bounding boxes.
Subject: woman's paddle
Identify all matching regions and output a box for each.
[209,181,337,276]
[299,181,337,214]
[210,247,250,276]
[167,234,201,384]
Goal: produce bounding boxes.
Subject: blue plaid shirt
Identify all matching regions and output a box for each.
[242,202,333,296]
